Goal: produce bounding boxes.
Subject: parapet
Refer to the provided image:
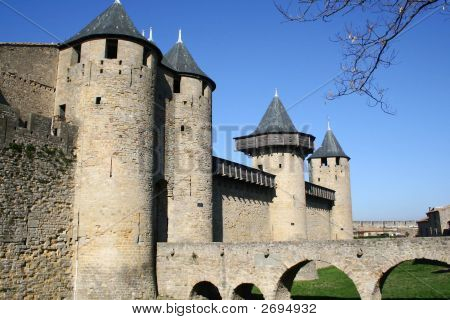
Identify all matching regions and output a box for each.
[0,104,77,153]
[213,156,275,188]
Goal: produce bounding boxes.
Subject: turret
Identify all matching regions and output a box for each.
[234,90,315,240]
[54,1,161,299]
[162,30,215,242]
[308,123,353,240]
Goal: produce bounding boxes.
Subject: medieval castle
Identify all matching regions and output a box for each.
[0,1,356,299]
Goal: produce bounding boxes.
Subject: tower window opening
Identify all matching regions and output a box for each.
[181,125,185,132]
[258,165,263,171]
[279,164,282,168]
[105,39,118,59]
[71,45,81,65]
[321,157,328,166]
[318,178,321,182]
[143,48,150,66]
[336,157,341,165]
[95,97,102,105]
[173,77,181,93]
[202,81,208,97]
[59,104,66,120]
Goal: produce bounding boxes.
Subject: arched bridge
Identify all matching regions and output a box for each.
[156,238,450,300]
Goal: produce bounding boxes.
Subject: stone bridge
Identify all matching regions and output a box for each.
[157,238,450,300]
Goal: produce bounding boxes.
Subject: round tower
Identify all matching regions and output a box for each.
[308,123,353,240]
[54,1,161,299]
[162,31,215,243]
[234,90,315,240]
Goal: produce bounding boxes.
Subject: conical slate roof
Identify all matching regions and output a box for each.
[252,93,298,135]
[310,129,349,159]
[162,41,208,79]
[64,1,147,45]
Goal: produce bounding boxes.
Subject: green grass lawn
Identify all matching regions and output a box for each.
[291,266,360,300]
[249,259,450,300]
[381,260,450,300]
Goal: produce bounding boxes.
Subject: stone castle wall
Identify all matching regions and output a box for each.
[306,195,332,240]
[0,133,75,299]
[0,104,77,153]
[0,44,59,118]
[212,176,273,242]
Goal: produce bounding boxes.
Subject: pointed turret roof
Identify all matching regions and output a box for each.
[162,30,215,89]
[252,91,298,135]
[162,42,206,77]
[310,128,349,159]
[64,1,147,45]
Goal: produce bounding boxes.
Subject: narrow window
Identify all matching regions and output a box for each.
[74,45,81,63]
[53,128,58,136]
[321,157,328,166]
[59,104,66,119]
[279,164,282,168]
[173,77,181,93]
[105,39,118,59]
[71,45,81,65]
[181,125,185,132]
[95,97,102,105]
[318,178,320,182]
[202,81,208,96]
[336,156,341,165]
[143,48,150,66]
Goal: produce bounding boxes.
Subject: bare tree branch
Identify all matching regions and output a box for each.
[275,0,449,113]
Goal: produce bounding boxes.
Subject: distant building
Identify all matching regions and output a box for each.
[353,221,418,238]
[417,205,450,237]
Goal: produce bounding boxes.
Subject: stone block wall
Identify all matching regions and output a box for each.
[306,195,332,240]
[0,143,75,299]
[0,44,59,118]
[212,176,274,242]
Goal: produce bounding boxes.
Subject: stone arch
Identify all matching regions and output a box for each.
[374,258,450,300]
[190,281,222,300]
[274,259,361,300]
[232,283,265,300]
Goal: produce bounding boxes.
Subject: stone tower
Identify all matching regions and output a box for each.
[234,91,315,240]
[162,31,216,242]
[308,124,353,240]
[54,1,161,299]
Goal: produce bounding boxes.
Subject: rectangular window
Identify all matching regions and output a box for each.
[143,48,150,66]
[59,104,66,119]
[202,81,208,97]
[105,39,118,59]
[336,157,341,165]
[321,157,328,166]
[71,45,81,65]
[173,77,181,93]
[95,97,102,105]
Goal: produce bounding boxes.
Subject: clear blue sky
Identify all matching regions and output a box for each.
[1,0,449,221]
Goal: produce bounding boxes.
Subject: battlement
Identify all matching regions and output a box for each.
[213,156,275,188]
[305,181,335,202]
[0,104,77,153]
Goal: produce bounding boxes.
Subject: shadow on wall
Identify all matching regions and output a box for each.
[0,89,9,105]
